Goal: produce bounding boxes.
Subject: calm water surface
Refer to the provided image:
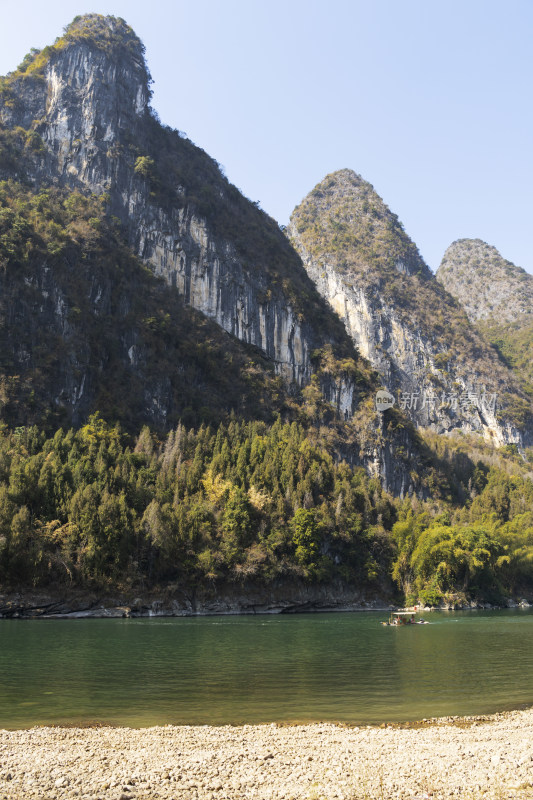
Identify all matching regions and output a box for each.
[1,609,532,728]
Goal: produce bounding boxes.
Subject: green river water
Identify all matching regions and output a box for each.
[1,609,532,729]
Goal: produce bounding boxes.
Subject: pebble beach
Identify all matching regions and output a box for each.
[1,709,533,800]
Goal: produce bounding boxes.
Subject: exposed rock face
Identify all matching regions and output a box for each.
[0,182,295,431]
[137,212,311,385]
[1,14,528,500]
[289,170,532,446]
[437,239,533,324]
[0,16,360,412]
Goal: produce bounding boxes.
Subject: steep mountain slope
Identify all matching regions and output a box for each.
[0,15,361,413]
[437,239,533,323]
[0,16,532,606]
[0,14,442,498]
[288,170,532,445]
[0,177,292,432]
[0,16,371,421]
[479,318,533,399]
[437,238,533,397]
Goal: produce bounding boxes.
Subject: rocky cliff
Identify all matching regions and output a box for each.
[0,15,363,415]
[1,14,529,500]
[0,14,438,497]
[289,170,532,446]
[0,179,295,431]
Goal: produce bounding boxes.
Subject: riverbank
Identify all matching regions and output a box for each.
[0,585,392,618]
[1,709,532,799]
[1,586,530,618]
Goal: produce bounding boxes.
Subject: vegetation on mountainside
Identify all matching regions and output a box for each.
[0,417,531,605]
[0,417,395,590]
[392,501,533,606]
[0,174,297,431]
[0,126,44,175]
[479,318,533,398]
[437,238,533,324]
[436,240,533,401]
[394,431,533,604]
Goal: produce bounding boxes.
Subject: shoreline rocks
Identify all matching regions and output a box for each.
[0,587,531,619]
[0,587,394,619]
[1,708,532,799]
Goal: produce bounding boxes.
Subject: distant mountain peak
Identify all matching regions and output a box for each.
[437,238,533,323]
[289,173,532,444]
[290,169,430,281]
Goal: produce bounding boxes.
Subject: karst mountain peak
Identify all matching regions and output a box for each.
[289,169,532,444]
[0,13,531,464]
[436,237,533,403]
[289,168,432,282]
[437,238,533,324]
[0,12,532,617]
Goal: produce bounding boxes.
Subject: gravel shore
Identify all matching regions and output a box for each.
[1,709,533,800]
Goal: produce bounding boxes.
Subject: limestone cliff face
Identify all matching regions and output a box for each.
[134,210,311,385]
[7,14,527,497]
[437,239,533,324]
[289,170,532,446]
[0,15,442,497]
[0,16,361,415]
[0,180,303,431]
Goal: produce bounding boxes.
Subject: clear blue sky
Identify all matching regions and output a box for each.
[1,0,531,273]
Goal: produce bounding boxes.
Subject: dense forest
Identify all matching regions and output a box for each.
[0,415,532,605]
[0,14,532,610]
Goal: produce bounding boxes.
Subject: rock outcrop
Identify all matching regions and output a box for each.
[0,180,297,430]
[289,170,532,446]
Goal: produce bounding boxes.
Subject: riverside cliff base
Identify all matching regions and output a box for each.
[2,585,528,618]
[0,586,392,618]
[1,709,533,800]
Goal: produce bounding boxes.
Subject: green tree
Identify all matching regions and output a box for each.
[291,508,321,570]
